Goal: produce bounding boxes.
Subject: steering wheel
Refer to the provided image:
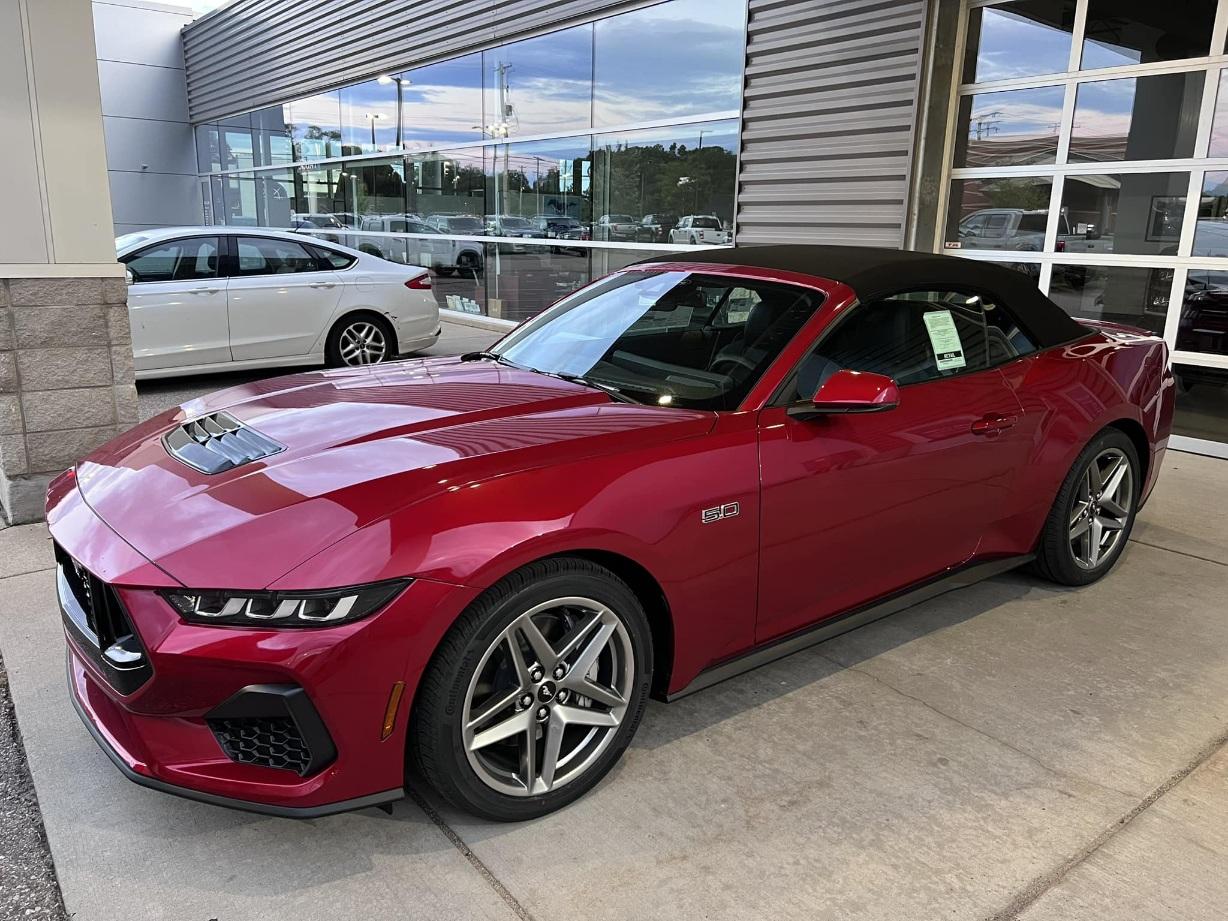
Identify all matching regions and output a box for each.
[709,353,759,375]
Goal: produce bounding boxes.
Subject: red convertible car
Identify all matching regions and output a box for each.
[48,246,1174,821]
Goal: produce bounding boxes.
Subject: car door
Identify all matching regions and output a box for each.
[122,235,230,371]
[226,234,345,360]
[755,288,1032,644]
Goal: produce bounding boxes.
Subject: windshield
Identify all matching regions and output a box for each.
[495,271,823,411]
[496,217,532,229]
[447,217,483,232]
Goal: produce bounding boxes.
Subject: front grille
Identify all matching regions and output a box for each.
[208,717,312,774]
[55,543,152,695]
[163,411,283,475]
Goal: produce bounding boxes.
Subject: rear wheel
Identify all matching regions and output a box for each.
[325,313,395,367]
[1033,429,1140,585]
[411,558,653,821]
[457,250,483,275]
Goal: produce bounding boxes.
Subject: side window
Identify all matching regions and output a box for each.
[236,237,321,276]
[960,214,986,238]
[124,237,219,283]
[308,245,356,269]
[983,213,1010,238]
[791,289,1000,400]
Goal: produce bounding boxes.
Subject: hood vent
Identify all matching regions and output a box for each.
[163,411,284,474]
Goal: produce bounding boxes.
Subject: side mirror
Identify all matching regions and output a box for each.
[125,268,135,285]
[787,369,900,420]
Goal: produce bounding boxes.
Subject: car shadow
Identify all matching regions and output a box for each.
[631,570,1043,752]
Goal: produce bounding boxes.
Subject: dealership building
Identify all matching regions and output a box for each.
[100,0,1228,461]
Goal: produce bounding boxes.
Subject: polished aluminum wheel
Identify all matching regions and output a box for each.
[1069,447,1133,570]
[338,321,387,365]
[462,597,633,797]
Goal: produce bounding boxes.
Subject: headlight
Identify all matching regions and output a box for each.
[161,580,410,628]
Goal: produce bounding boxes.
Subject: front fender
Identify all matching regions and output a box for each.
[271,414,762,695]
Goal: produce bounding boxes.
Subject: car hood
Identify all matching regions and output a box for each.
[74,358,713,589]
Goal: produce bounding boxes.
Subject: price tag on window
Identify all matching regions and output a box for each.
[923,310,967,372]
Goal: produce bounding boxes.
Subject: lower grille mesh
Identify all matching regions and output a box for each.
[208,717,312,775]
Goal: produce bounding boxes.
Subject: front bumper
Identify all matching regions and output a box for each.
[50,480,467,817]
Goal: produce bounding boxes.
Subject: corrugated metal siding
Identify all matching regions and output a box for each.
[182,0,647,123]
[736,0,927,247]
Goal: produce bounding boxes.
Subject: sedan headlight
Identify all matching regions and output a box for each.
[161,580,410,628]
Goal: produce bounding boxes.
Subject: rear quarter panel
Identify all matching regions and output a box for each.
[985,332,1172,555]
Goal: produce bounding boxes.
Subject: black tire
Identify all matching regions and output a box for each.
[457,251,483,275]
[410,557,653,821]
[324,312,396,367]
[1032,428,1140,586]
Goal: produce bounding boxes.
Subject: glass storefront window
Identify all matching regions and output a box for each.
[1195,172,1228,257]
[196,124,221,173]
[294,164,345,222]
[397,54,484,152]
[1208,71,1228,158]
[222,128,255,170]
[1069,72,1204,162]
[1172,364,1228,442]
[491,137,592,231]
[592,121,738,244]
[250,105,294,167]
[407,148,487,220]
[1059,172,1189,257]
[1177,272,1228,356]
[592,0,744,128]
[484,27,594,139]
[954,87,1065,168]
[288,92,343,161]
[1081,1,1216,70]
[1048,264,1171,335]
[339,157,408,224]
[962,1,1077,83]
[945,177,1054,254]
[340,80,400,155]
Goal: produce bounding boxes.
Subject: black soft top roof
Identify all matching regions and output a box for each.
[637,244,1088,349]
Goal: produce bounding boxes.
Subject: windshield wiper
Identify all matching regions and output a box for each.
[545,371,641,404]
[462,352,640,404]
[460,350,521,369]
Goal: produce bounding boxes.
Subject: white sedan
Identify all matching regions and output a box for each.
[116,227,440,379]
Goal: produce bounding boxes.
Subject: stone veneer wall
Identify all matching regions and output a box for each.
[0,276,139,524]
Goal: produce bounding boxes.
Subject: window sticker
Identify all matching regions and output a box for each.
[923,310,967,372]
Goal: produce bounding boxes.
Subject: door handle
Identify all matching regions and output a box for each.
[971,413,1019,436]
[189,286,220,295]
[309,281,337,289]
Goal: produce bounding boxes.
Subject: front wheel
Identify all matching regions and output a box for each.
[411,558,653,821]
[1033,429,1140,585]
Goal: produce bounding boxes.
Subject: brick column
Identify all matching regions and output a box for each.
[0,276,139,524]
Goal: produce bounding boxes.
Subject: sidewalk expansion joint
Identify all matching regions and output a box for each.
[1128,537,1227,568]
[0,565,56,580]
[407,786,538,921]
[983,726,1228,921]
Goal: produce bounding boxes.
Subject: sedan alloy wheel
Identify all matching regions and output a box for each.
[338,320,388,365]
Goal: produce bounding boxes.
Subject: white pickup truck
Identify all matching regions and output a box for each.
[951,208,1113,254]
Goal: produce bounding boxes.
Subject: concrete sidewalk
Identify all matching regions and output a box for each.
[0,452,1225,920]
